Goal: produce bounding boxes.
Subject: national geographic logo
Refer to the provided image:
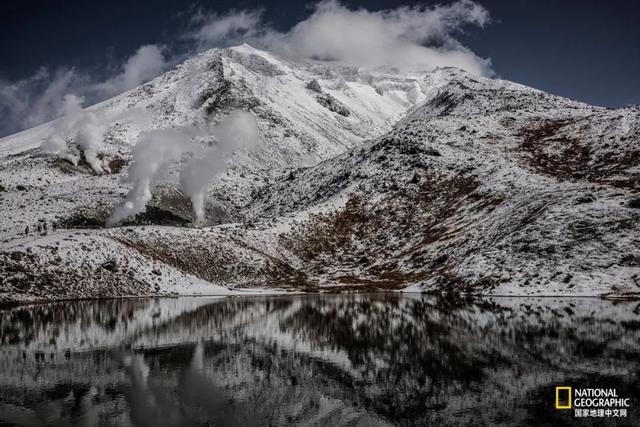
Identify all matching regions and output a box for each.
[555,386,631,419]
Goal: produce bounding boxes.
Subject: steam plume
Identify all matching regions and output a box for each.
[75,111,105,172]
[41,94,106,172]
[107,110,258,226]
[107,128,194,226]
[180,111,258,223]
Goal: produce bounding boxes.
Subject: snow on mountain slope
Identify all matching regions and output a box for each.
[239,67,640,296]
[1,47,639,303]
[0,44,427,303]
[0,44,424,238]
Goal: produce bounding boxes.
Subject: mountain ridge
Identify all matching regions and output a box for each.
[1,45,639,304]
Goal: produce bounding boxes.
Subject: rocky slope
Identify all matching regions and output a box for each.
[245,68,640,297]
[1,46,639,303]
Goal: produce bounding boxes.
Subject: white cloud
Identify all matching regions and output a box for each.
[0,45,168,137]
[192,0,491,75]
[95,44,168,97]
[0,67,90,136]
[190,9,263,47]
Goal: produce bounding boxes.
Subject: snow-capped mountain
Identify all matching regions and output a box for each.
[1,45,639,303]
[0,44,426,233]
[249,68,640,296]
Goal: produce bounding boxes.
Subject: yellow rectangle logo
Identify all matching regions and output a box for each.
[556,386,572,409]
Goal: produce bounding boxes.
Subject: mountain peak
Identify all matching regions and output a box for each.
[228,42,268,55]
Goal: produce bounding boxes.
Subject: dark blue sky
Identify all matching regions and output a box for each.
[1,0,639,107]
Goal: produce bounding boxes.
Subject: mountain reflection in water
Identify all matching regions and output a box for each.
[0,294,639,426]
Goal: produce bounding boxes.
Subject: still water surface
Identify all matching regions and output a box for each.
[0,294,638,426]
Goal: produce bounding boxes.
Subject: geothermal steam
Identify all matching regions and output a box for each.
[74,112,105,173]
[41,94,84,154]
[108,110,258,226]
[180,110,258,223]
[106,128,193,226]
[41,94,106,172]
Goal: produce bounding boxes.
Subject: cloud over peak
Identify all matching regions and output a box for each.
[0,1,492,137]
[275,0,490,73]
[195,0,491,75]
[191,9,263,47]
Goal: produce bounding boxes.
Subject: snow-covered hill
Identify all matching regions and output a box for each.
[247,68,640,296]
[1,46,639,303]
[0,44,426,235]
